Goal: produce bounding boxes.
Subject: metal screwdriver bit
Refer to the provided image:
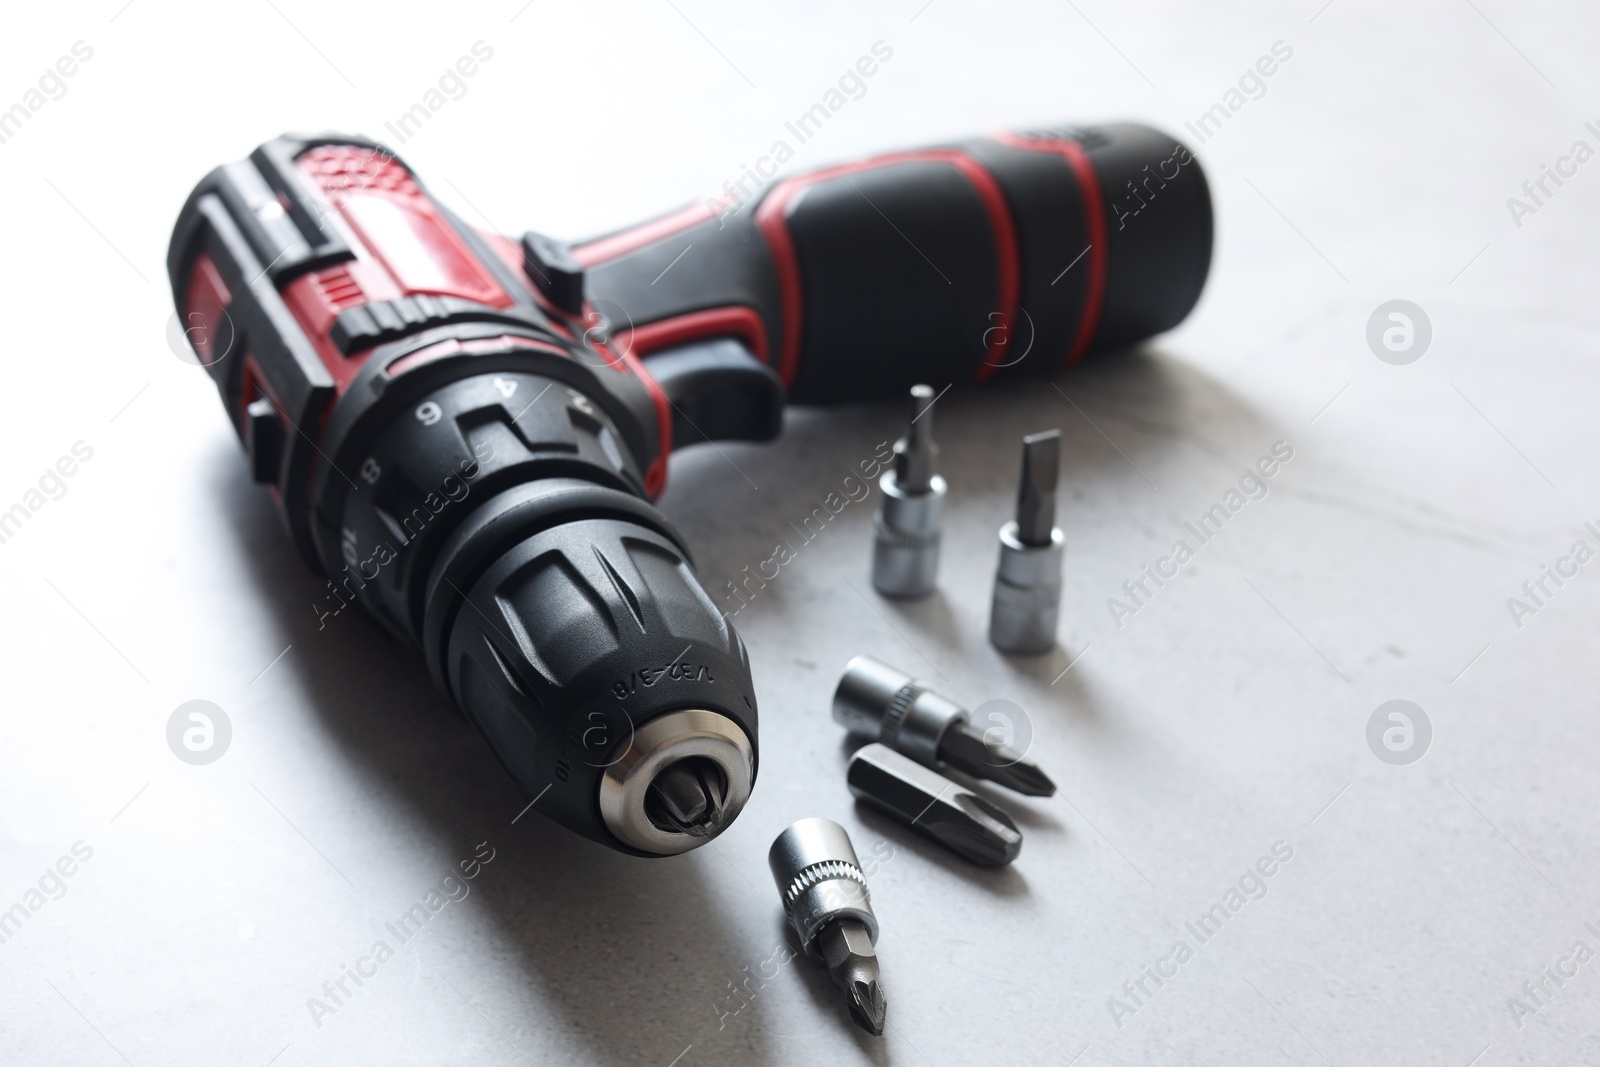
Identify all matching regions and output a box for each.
[895,385,939,493]
[872,385,947,598]
[848,744,1022,866]
[1015,430,1060,547]
[818,919,886,1035]
[833,655,1056,797]
[989,429,1066,654]
[937,722,1057,797]
[643,757,729,838]
[768,819,886,1036]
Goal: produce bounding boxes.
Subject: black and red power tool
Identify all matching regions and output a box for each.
[166,124,1211,857]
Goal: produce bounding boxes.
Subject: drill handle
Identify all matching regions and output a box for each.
[571,123,1213,409]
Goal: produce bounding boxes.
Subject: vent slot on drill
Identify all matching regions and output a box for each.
[624,538,728,647]
[591,545,647,634]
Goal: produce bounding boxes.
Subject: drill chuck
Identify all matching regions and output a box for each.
[597,709,753,854]
[426,478,759,857]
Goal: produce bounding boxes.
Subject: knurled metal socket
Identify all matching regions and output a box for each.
[833,654,964,765]
[768,817,879,958]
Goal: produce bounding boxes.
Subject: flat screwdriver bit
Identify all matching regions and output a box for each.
[1015,429,1060,547]
[989,429,1066,654]
[768,819,886,1036]
[833,655,1056,797]
[872,384,947,598]
[848,743,1023,866]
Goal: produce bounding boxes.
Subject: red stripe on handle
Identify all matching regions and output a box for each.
[991,132,1108,366]
[573,199,728,269]
[755,150,1020,389]
[617,305,770,364]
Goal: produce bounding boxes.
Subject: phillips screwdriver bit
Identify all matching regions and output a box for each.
[643,757,729,838]
[833,655,1056,797]
[872,384,947,598]
[848,743,1023,866]
[989,429,1066,654]
[769,818,886,1036]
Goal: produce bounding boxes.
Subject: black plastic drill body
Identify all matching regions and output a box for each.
[167,135,761,856]
[167,124,1213,855]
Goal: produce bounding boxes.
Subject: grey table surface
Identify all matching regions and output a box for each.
[3,2,1598,1064]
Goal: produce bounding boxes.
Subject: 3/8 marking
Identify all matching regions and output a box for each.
[612,661,714,700]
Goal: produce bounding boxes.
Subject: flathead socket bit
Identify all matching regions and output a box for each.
[768,818,886,1036]
[833,655,1055,796]
[872,384,946,598]
[989,429,1064,654]
[848,743,1022,866]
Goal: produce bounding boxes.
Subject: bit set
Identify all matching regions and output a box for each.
[768,654,1059,1034]
[769,384,1069,1037]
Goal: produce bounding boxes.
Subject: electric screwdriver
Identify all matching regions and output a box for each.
[166,123,1211,857]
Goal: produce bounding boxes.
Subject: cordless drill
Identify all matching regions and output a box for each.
[166,124,1211,857]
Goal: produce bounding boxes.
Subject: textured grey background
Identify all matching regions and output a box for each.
[2,1,1598,1064]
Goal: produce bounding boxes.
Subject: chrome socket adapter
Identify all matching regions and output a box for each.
[872,385,946,598]
[768,818,886,1035]
[988,430,1064,654]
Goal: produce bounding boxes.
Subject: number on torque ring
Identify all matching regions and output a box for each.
[415,401,442,426]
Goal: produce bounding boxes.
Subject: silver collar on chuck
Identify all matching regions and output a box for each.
[598,709,755,855]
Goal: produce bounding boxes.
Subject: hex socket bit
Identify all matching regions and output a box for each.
[847,744,1022,866]
[989,430,1065,654]
[872,384,947,599]
[768,818,887,1036]
[832,655,1056,796]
